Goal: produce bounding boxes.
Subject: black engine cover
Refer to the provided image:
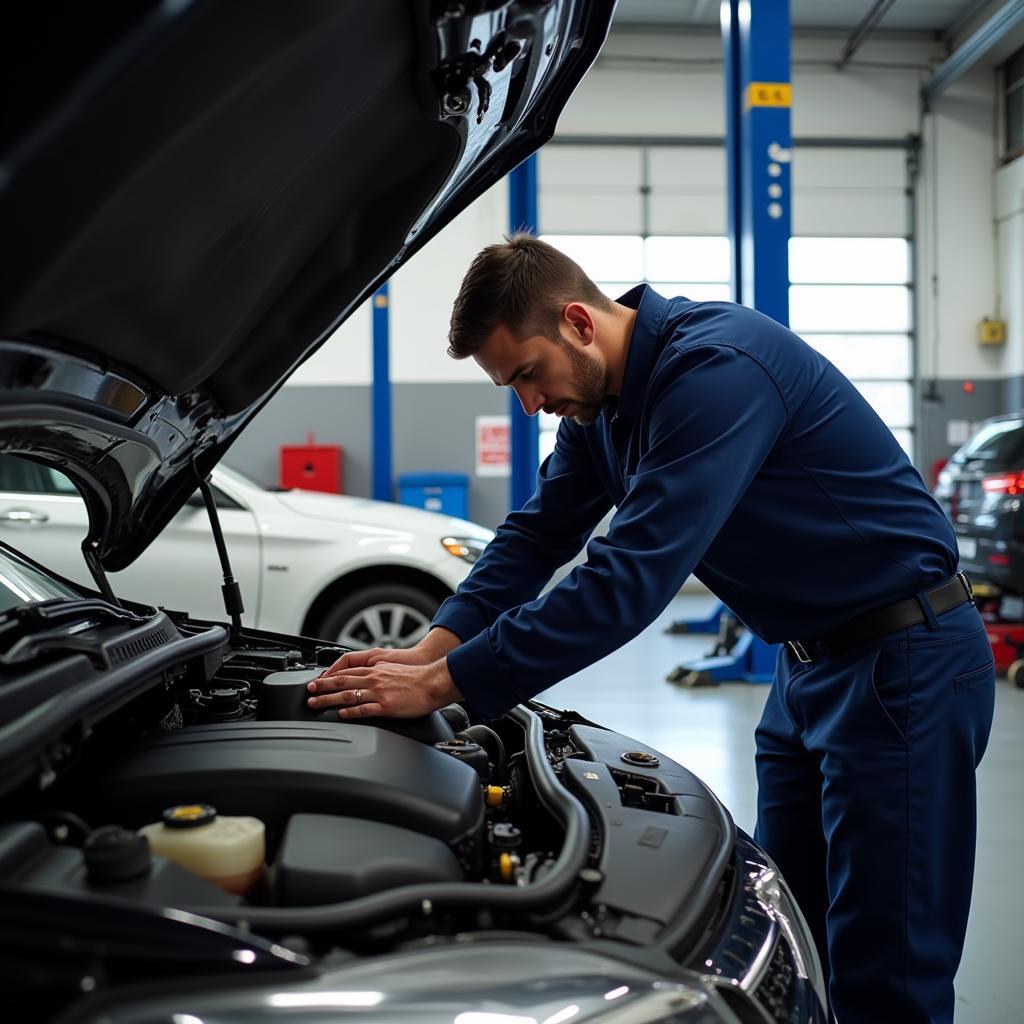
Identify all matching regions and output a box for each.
[86,721,483,843]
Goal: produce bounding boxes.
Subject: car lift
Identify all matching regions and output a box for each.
[666,603,777,687]
[666,1,790,691]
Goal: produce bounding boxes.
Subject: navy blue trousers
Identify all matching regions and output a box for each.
[754,599,995,1023]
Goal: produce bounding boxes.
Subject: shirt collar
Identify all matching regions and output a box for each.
[614,284,669,420]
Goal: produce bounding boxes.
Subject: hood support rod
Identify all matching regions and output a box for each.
[83,542,120,607]
[198,476,244,631]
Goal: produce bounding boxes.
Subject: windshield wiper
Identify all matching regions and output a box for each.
[1,598,144,631]
[0,599,148,668]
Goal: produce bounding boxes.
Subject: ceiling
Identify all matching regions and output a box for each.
[612,0,992,38]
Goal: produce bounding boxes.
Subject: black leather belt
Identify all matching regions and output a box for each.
[786,571,974,665]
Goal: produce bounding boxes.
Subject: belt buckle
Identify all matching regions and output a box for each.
[787,639,813,664]
[958,570,974,604]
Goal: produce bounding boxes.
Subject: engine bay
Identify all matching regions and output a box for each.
[0,605,744,1017]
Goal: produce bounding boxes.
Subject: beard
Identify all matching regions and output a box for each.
[560,338,608,426]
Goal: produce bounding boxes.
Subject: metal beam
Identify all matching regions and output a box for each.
[548,134,915,149]
[371,283,393,501]
[944,0,1004,47]
[837,0,900,70]
[922,0,1024,107]
[508,156,540,512]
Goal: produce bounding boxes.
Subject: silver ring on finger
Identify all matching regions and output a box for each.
[355,688,362,705]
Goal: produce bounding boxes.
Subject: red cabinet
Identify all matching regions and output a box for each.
[280,434,343,494]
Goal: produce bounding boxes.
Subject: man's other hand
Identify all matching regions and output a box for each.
[319,625,463,678]
[319,645,431,676]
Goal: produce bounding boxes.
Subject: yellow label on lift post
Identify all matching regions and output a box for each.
[745,82,792,110]
[978,318,1006,345]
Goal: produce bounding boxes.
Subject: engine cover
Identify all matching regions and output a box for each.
[86,721,484,843]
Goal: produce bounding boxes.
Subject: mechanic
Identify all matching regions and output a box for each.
[309,234,995,1024]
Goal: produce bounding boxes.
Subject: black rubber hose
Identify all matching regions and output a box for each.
[459,724,507,781]
[186,705,590,933]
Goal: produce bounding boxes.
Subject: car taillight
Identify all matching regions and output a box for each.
[981,471,1024,495]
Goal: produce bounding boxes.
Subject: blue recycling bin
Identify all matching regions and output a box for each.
[397,472,469,518]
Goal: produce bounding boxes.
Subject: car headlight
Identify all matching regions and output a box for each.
[699,834,828,1022]
[441,536,488,564]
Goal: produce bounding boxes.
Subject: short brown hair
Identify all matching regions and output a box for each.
[447,233,612,359]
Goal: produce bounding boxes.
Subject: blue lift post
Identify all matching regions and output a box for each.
[371,282,393,502]
[668,0,791,687]
[508,156,540,511]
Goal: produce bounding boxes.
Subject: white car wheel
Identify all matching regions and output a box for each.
[317,584,440,650]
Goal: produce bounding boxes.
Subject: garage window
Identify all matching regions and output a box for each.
[537,234,912,461]
[790,236,913,456]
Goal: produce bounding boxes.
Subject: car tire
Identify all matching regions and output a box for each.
[314,583,440,650]
[1009,658,1024,689]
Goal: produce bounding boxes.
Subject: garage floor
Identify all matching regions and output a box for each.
[538,592,1023,1024]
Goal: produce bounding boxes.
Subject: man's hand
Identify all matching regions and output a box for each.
[307,656,463,719]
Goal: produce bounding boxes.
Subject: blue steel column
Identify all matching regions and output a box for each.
[729,0,792,325]
[371,283,393,501]
[508,155,540,510]
[714,0,791,680]
[722,0,744,302]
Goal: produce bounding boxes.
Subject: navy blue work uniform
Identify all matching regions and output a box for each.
[434,285,995,1023]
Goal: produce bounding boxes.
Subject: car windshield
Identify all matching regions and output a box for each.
[0,545,81,614]
[954,419,1024,464]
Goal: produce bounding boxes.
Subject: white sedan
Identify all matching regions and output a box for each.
[0,459,493,648]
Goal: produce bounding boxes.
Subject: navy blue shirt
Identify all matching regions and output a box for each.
[435,286,957,719]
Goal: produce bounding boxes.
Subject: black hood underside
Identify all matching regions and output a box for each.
[0,0,614,570]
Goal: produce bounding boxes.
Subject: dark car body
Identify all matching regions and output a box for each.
[934,413,1024,602]
[0,3,826,1022]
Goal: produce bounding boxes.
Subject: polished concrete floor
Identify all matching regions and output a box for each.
[537,593,1023,1024]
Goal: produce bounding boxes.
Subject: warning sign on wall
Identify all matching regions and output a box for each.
[476,415,510,477]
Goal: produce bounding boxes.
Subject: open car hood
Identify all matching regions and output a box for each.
[0,0,614,571]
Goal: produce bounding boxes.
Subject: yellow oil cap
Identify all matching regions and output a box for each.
[162,804,217,828]
[485,786,504,807]
[499,852,513,881]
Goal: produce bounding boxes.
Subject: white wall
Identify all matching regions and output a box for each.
[390,184,508,383]
[918,67,1000,382]
[284,175,508,387]
[281,27,1001,391]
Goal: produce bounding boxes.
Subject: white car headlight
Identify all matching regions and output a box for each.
[441,536,488,565]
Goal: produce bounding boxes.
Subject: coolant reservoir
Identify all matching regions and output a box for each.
[138,804,265,894]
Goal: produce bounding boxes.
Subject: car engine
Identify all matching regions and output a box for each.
[0,606,824,1023]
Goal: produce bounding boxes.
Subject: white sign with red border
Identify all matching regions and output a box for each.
[476,415,511,477]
